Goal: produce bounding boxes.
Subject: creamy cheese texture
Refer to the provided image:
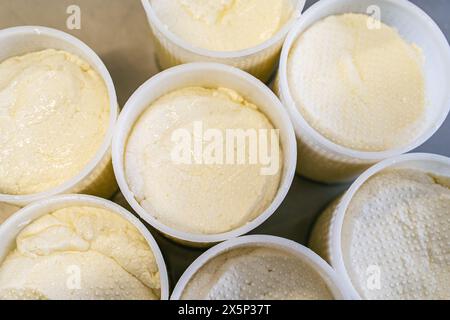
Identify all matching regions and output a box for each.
[0,206,160,300]
[181,246,334,300]
[287,13,426,151]
[125,87,282,235]
[150,0,295,51]
[0,49,110,195]
[342,168,450,300]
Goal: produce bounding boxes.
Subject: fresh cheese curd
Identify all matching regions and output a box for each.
[0,49,110,195]
[0,206,161,300]
[181,246,334,300]
[150,0,295,51]
[125,87,282,235]
[287,13,426,151]
[342,168,450,300]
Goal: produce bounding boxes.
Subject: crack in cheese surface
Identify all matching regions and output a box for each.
[342,168,450,300]
[0,206,160,300]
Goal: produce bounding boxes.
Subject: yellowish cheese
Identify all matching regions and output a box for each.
[287,14,426,151]
[150,0,295,51]
[0,49,110,195]
[125,87,282,235]
[182,246,334,300]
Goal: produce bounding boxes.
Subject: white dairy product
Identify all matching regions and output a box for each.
[125,86,282,235]
[150,0,295,51]
[342,168,450,300]
[0,49,110,195]
[287,13,426,151]
[0,206,160,300]
[181,246,334,300]
[0,203,19,225]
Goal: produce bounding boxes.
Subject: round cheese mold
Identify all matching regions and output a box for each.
[288,13,425,152]
[171,235,351,300]
[112,63,297,246]
[342,168,450,300]
[150,0,295,52]
[0,49,110,196]
[181,247,333,300]
[0,194,169,300]
[309,153,450,300]
[276,0,450,183]
[0,203,20,225]
[125,86,282,235]
[0,27,119,206]
[141,0,306,82]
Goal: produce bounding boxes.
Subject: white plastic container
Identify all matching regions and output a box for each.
[0,194,170,300]
[0,26,119,206]
[140,0,306,83]
[276,0,450,183]
[171,235,353,300]
[309,153,450,300]
[112,62,297,247]
[0,203,20,225]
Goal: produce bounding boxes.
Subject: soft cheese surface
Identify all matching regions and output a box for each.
[0,49,110,195]
[125,87,282,235]
[0,206,160,300]
[287,14,426,151]
[150,0,294,51]
[181,246,334,300]
[342,168,450,300]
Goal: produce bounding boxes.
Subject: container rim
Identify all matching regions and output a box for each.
[0,26,118,206]
[278,0,450,161]
[171,235,354,300]
[329,153,450,299]
[0,194,170,300]
[141,0,306,59]
[112,62,297,245]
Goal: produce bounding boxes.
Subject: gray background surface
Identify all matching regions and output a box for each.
[0,0,448,290]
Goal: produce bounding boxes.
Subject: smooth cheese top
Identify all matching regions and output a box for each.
[125,87,282,235]
[0,206,160,300]
[342,168,450,300]
[0,49,110,195]
[287,13,426,151]
[181,246,334,300]
[150,0,295,51]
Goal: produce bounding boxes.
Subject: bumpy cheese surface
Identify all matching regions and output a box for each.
[342,168,450,300]
[125,87,282,235]
[150,0,295,51]
[0,49,110,195]
[287,14,426,151]
[0,206,160,300]
[181,246,334,300]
